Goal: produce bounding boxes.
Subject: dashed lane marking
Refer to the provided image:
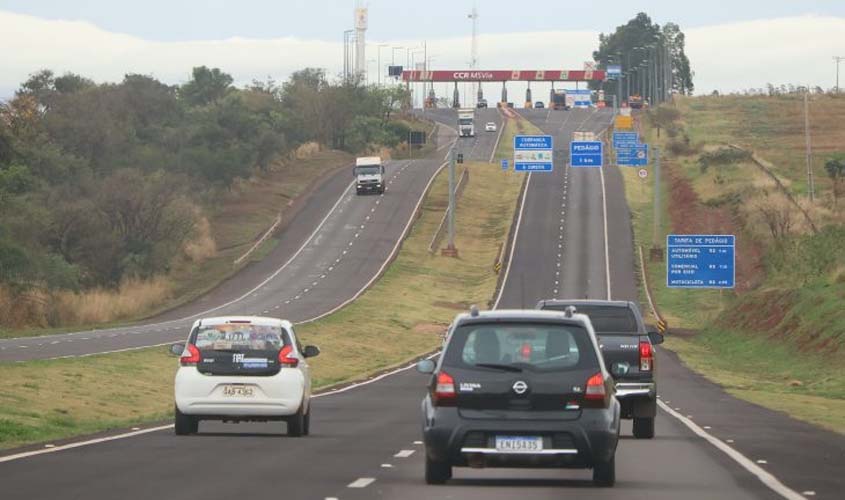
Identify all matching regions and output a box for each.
[348,478,375,488]
[394,449,415,458]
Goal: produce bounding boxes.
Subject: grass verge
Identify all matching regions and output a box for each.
[0,121,524,450]
[620,99,845,435]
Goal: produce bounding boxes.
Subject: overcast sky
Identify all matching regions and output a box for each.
[1,1,844,99]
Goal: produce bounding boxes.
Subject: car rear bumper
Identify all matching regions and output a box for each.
[615,382,656,399]
[174,368,305,417]
[423,402,619,468]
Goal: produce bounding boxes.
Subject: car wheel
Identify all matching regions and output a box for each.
[592,456,615,487]
[633,417,655,439]
[425,456,452,485]
[287,406,305,437]
[174,405,198,435]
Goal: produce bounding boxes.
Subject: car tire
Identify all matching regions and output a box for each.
[287,406,306,437]
[633,417,655,439]
[174,406,198,436]
[303,407,311,436]
[592,456,616,487]
[425,456,452,485]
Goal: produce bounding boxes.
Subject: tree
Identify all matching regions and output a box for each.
[180,66,234,106]
[825,155,845,209]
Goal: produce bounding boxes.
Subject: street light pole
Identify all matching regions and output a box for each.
[835,56,844,93]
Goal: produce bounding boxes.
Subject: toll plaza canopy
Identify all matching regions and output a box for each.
[401,70,607,82]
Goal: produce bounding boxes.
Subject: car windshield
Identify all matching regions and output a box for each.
[354,165,380,175]
[443,322,599,372]
[192,324,288,351]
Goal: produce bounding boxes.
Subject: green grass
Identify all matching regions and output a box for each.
[665,334,845,434]
[0,119,524,450]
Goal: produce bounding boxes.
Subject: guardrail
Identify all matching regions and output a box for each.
[638,244,668,334]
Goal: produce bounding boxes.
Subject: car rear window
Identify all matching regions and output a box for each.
[443,322,599,373]
[543,305,639,334]
[191,323,289,352]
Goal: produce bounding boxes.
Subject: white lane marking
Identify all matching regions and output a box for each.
[802,491,816,496]
[394,449,415,458]
[381,463,393,468]
[493,173,532,310]
[47,342,175,361]
[757,459,768,464]
[658,400,805,500]
[0,425,174,464]
[348,478,375,488]
[413,440,423,445]
[599,161,612,300]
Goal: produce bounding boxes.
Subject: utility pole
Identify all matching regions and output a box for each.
[804,91,815,202]
[835,56,844,93]
[651,146,663,261]
[442,147,459,257]
[468,5,480,104]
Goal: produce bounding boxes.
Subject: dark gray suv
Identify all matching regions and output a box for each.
[417,308,621,487]
[536,300,663,439]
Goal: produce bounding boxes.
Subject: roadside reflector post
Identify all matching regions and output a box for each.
[442,146,459,257]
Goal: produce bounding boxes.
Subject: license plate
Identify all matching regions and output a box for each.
[221,385,255,397]
[495,436,543,453]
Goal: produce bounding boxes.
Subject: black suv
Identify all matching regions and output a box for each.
[417,308,620,487]
[536,300,663,439]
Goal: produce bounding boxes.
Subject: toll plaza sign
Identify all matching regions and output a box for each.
[667,235,735,288]
[402,70,607,82]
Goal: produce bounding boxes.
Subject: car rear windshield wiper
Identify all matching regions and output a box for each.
[474,363,523,372]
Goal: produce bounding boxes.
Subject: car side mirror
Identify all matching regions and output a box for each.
[170,343,185,356]
[303,345,320,358]
[647,331,664,345]
[416,359,436,374]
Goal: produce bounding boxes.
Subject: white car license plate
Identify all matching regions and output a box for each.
[222,385,255,397]
[495,436,543,453]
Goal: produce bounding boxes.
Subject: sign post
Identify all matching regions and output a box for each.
[667,235,736,288]
[442,147,459,257]
[514,135,554,172]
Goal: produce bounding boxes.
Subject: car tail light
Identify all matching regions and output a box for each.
[432,371,457,407]
[583,372,609,408]
[639,341,653,372]
[180,344,200,366]
[278,345,299,367]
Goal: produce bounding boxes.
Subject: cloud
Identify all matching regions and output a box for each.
[1,10,843,99]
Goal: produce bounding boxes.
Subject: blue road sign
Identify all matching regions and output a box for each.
[617,144,649,166]
[607,65,622,78]
[667,235,735,288]
[569,89,592,107]
[570,141,603,167]
[612,131,639,149]
[501,159,509,171]
[514,135,554,172]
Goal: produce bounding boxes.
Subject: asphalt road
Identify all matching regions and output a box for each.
[0,123,463,362]
[1,108,842,500]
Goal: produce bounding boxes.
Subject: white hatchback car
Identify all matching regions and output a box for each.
[485,122,497,132]
[171,316,320,436]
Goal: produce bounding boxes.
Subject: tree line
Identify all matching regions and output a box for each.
[0,67,411,294]
[592,12,694,99]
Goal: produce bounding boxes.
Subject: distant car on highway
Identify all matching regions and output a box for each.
[171,316,320,436]
[485,122,497,132]
[536,300,662,439]
[417,307,620,486]
[534,101,545,109]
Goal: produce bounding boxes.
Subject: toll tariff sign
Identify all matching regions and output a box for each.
[570,141,603,167]
[514,135,553,172]
[667,235,735,289]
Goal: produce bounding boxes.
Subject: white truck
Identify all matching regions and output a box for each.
[354,156,385,195]
[457,108,475,138]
